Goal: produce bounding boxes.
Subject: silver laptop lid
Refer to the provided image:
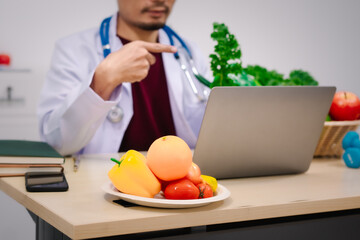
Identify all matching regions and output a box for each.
[193,86,336,179]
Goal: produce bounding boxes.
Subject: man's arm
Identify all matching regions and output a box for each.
[37,37,117,155]
[91,41,177,100]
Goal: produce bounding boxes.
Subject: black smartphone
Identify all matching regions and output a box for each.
[25,172,69,192]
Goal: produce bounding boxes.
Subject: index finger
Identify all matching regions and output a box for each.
[142,42,177,54]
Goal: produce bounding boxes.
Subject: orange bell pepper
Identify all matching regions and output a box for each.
[108,150,161,198]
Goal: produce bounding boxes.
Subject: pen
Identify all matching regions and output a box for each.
[73,154,81,172]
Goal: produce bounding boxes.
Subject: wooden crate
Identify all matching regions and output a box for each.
[314,120,360,158]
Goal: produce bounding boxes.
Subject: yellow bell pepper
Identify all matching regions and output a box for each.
[201,175,218,193]
[108,150,161,198]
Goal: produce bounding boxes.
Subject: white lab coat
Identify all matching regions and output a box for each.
[37,13,211,156]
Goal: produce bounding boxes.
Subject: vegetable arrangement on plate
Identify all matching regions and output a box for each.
[108,136,218,200]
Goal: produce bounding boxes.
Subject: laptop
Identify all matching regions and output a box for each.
[193,86,336,179]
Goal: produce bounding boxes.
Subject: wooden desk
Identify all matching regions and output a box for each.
[1,155,360,239]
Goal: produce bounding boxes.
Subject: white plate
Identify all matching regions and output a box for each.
[102,181,231,209]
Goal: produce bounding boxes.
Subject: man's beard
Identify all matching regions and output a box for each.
[135,22,166,31]
[135,3,169,31]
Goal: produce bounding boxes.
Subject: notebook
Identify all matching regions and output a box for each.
[0,164,64,177]
[0,140,64,164]
[193,86,336,179]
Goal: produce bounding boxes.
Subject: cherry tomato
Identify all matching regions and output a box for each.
[164,179,199,200]
[185,162,203,185]
[197,183,213,198]
[329,91,360,121]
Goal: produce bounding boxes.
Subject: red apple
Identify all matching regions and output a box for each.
[329,91,360,121]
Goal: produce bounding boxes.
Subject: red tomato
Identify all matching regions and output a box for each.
[185,162,203,185]
[197,183,213,198]
[0,54,10,65]
[164,179,200,200]
[329,91,360,121]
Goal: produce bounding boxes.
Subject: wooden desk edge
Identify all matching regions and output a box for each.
[73,196,360,239]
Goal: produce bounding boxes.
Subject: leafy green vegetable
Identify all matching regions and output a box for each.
[243,65,284,86]
[209,23,257,87]
[243,66,318,86]
[209,22,318,87]
[287,70,318,86]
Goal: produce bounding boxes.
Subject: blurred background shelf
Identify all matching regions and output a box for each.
[0,68,31,73]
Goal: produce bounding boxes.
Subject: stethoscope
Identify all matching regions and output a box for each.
[100,16,210,123]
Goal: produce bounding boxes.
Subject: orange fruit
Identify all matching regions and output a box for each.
[147,135,193,181]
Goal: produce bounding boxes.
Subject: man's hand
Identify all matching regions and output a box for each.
[91,41,177,100]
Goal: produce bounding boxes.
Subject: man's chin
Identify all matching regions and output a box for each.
[136,22,166,31]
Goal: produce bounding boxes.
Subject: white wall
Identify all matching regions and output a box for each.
[1,0,360,239]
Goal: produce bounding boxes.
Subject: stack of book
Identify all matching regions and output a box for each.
[0,140,65,177]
